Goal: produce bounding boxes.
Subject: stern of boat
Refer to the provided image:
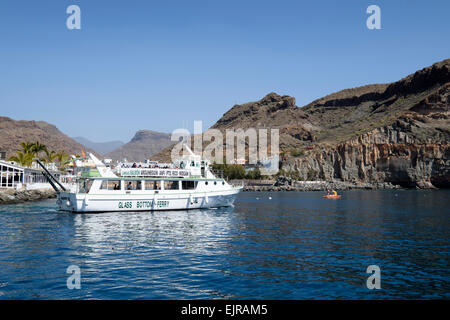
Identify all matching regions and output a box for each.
[57,192,81,212]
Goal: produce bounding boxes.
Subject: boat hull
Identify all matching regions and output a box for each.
[57,188,242,213]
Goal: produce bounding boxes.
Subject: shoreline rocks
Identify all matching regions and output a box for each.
[241,176,403,192]
[0,188,57,205]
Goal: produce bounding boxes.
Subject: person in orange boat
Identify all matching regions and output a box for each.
[324,189,340,198]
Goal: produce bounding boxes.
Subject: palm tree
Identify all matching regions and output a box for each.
[55,151,69,164]
[54,151,70,171]
[20,142,35,154]
[31,141,48,158]
[8,152,34,167]
[42,149,57,164]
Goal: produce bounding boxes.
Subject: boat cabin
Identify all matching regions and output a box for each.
[76,177,226,194]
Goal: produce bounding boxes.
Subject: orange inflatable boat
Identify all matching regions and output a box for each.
[323,194,341,199]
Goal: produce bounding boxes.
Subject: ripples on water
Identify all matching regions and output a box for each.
[0,190,448,299]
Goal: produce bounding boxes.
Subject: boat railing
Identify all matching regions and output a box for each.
[212,169,224,178]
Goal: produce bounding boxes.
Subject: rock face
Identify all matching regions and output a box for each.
[0,117,97,159]
[153,58,450,188]
[283,125,449,188]
[283,62,450,188]
[212,92,304,130]
[105,130,174,162]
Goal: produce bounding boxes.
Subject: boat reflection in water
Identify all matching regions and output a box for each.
[69,207,235,298]
[72,209,230,261]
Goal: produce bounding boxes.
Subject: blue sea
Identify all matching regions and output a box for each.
[0,190,448,299]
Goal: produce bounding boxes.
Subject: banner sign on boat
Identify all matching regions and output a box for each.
[120,168,190,177]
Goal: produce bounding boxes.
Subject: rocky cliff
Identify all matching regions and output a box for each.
[283,61,449,188]
[283,123,449,188]
[153,58,449,188]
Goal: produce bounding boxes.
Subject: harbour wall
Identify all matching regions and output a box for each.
[0,188,57,205]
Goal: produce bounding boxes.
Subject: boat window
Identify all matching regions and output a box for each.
[182,180,197,190]
[144,180,161,190]
[205,181,208,185]
[191,161,195,166]
[125,180,140,190]
[214,181,217,185]
[78,179,93,194]
[164,180,179,190]
[100,180,121,190]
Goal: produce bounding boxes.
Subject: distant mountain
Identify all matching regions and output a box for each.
[73,136,124,155]
[105,130,174,162]
[153,58,450,188]
[0,117,98,159]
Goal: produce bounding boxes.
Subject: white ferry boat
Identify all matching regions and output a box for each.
[41,146,243,213]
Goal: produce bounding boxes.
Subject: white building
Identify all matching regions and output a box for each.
[0,160,23,189]
[0,160,62,190]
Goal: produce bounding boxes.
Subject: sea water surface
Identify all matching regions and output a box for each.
[0,190,448,299]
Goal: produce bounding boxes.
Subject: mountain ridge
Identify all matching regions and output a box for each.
[105,129,174,162]
[152,58,450,187]
[72,136,124,155]
[0,117,98,158]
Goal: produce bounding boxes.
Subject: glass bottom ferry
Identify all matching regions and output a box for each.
[57,176,242,213]
[51,147,243,213]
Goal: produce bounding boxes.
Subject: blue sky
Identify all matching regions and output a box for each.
[0,0,449,143]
